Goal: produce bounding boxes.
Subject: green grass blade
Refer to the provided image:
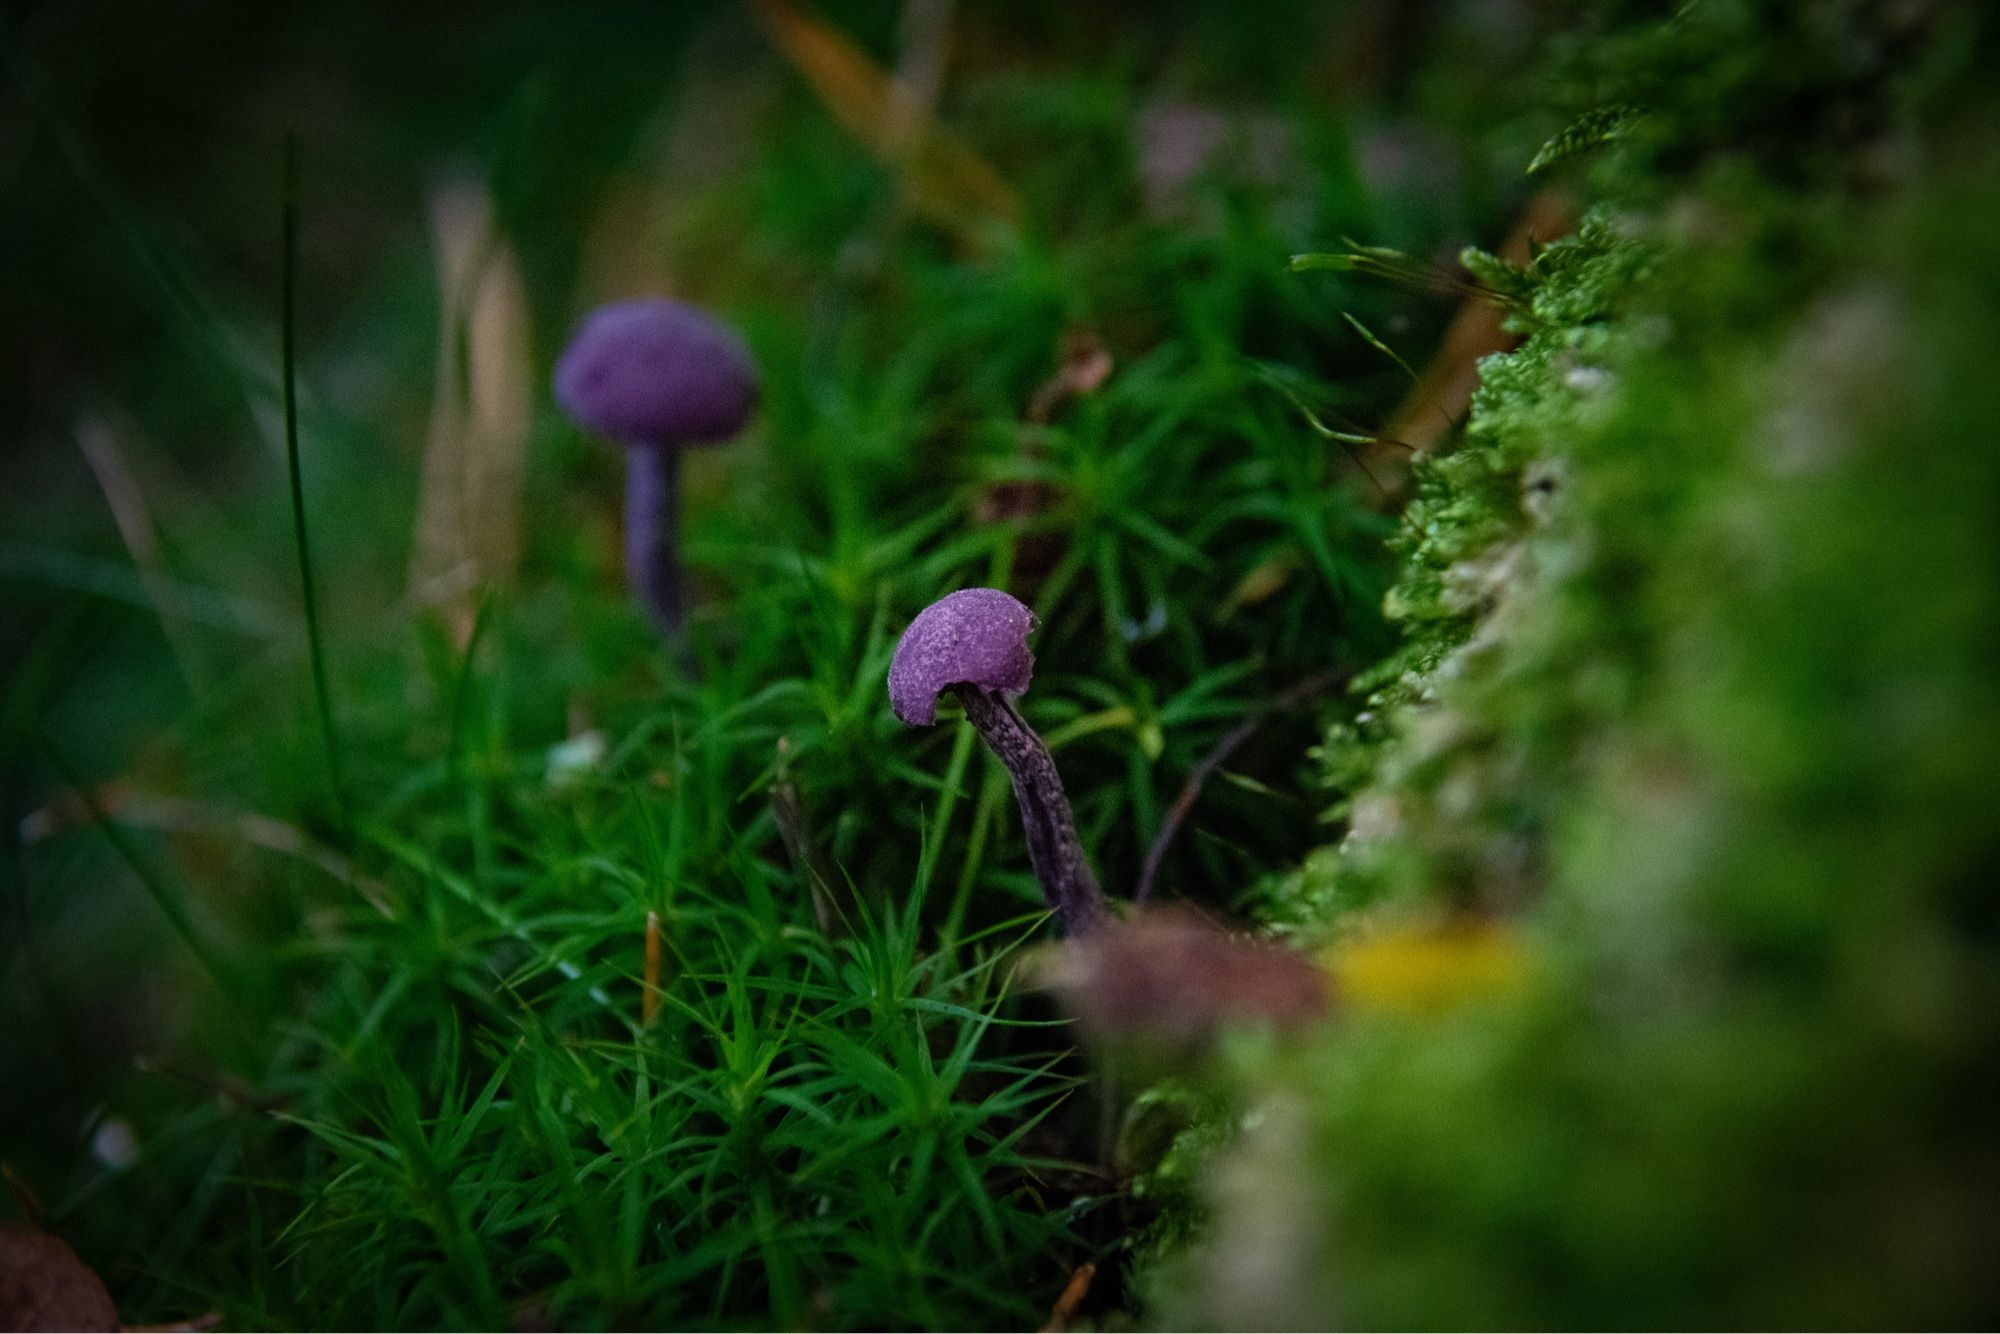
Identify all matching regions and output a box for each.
[279,134,348,839]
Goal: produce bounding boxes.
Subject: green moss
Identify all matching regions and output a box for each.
[1154,2,2000,1326]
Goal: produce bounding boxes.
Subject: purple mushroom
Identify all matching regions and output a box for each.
[889,588,1111,936]
[553,297,758,637]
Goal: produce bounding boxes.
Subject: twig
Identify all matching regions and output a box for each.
[1134,670,1345,904]
[642,910,664,1027]
[1039,1262,1096,1333]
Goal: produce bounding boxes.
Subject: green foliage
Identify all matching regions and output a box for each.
[1156,1,2000,1327]
[240,888,1076,1329]
[3,6,1514,1328]
[1526,104,1642,176]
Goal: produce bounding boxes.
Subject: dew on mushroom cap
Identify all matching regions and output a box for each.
[888,587,1039,726]
[889,588,1110,936]
[553,297,758,446]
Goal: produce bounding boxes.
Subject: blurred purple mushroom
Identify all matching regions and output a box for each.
[1043,906,1330,1050]
[889,588,1111,936]
[0,1225,120,1331]
[553,297,757,637]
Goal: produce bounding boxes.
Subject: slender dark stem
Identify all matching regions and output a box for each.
[1134,669,1345,904]
[625,440,686,637]
[952,685,1110,936]
[281,133,348,840]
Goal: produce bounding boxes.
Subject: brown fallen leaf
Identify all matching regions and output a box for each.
[975,329,1113,591]
[0,1226,118,1333]
[1356,188,1577,496]
[747,0,1017,249]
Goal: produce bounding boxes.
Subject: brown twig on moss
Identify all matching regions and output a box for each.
[642,910,665,1027]
[1135,670,1345,905]
[1038,1261,1096,1334]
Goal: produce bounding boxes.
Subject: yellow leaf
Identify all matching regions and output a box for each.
[1324,920,1530,1015]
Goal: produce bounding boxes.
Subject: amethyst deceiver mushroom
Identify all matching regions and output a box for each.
[553,298,758,637]
[889,588,1111,936]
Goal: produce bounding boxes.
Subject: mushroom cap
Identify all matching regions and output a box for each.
[888,588,1039,726]
[553,297,758,446]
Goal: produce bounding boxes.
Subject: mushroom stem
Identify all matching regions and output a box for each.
[951,684,1111,936]
[624,441,684,636]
